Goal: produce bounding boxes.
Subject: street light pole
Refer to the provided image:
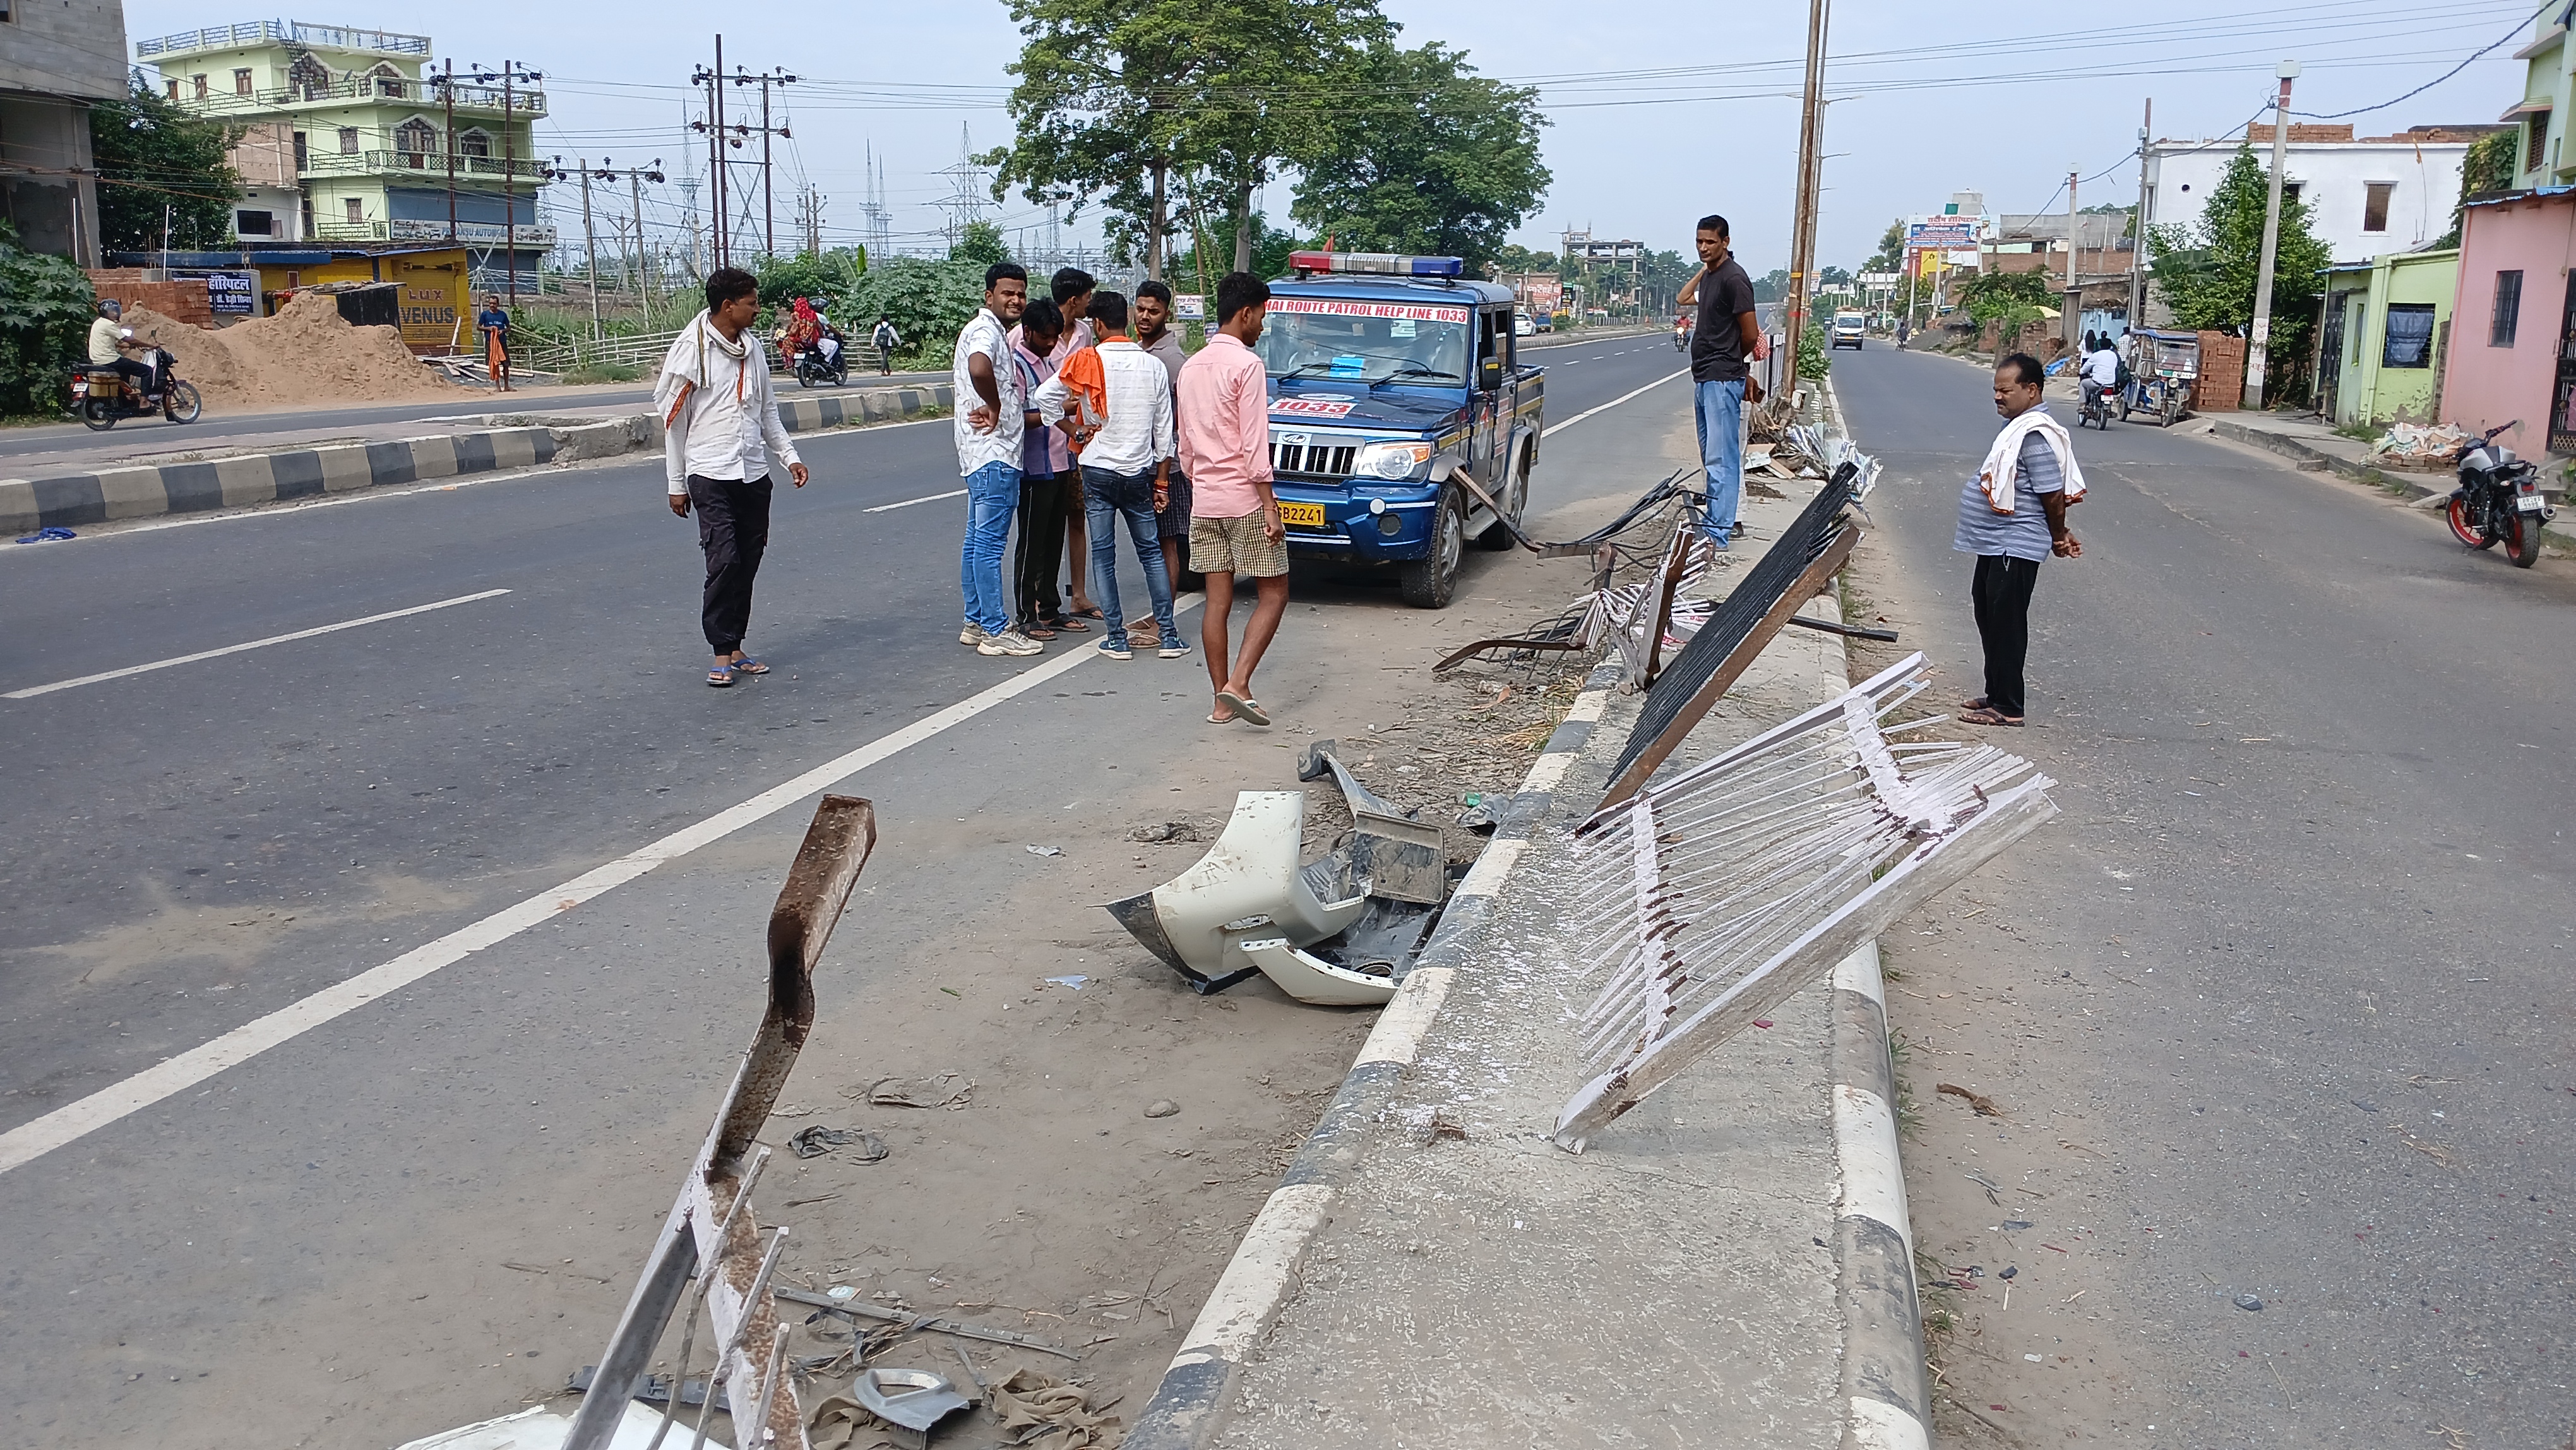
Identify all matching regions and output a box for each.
[2246,59,2300,411]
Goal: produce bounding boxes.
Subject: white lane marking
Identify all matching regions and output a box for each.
[3,589,513,700]
[863,488,965,513]
[1542,368,1689,438]
[0,597,1202,1177]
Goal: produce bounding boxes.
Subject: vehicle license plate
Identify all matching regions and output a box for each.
[1277,501,1328,529]
[2517,493,2546,513]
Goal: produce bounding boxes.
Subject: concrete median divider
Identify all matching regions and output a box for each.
[0,383,953,537]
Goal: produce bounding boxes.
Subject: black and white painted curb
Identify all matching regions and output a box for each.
[1831,941,1932,1450]
[0,383,953,537]
[1122,657,1623,1450]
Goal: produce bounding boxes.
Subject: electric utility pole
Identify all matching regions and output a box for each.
[442,59,456,246]
[1782,0,1830,396]
[2062,167,2080,357]
[480,61,540,300]
[2246,59,2299,410]
[2129,99,2151,334]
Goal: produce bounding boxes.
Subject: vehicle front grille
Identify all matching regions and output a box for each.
[1272,441,1357,477]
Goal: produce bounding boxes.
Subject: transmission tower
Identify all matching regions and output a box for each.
[856,141,893,261]
[933,122,991,249]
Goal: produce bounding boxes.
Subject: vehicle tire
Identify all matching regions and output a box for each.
[80,397,117,431]
[2118,395,2132,422]
[1399,486,1465,609]
[164,381,202,424]
[2506,506,2543,568]
[2159,391,2179,428]
[797,368,816,389]
[2447,494,2496,549]
[1476,447,1530,550]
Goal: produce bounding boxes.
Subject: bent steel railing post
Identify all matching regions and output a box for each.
[563,795,877,1450]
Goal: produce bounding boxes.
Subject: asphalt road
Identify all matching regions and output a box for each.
[1837,344,2576,1446]
[0,330,1686,1444]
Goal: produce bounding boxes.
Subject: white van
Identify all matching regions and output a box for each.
[1830,310,1867,350]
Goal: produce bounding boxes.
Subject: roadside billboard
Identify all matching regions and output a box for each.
[1907,217,1983,250]
[1520,276,1564,316]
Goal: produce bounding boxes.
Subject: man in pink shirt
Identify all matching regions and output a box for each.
[1176,272,1285,727]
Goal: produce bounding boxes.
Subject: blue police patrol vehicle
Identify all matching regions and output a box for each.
[1254,251,1544,608]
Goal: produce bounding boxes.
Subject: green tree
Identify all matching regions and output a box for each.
[1287,41,1549,274]
[2147,145,2332,398]
[2438,130,2515,248]
[1864,220,1905,276]
[1750,267,1791,304]
[0,221,95,416]
[840,256,988,367]
[949,219,1010,267]
[989,0,1382,279]
[89,71,241,252]
[1171,207,1299,291]
[1957,268,2054,325]
[1485,243,1559,275]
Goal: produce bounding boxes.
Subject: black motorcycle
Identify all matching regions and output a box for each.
[2445,419,2551,569]
[794,341,847,388]
[71,346,201,429]
[2078,380,2114,431]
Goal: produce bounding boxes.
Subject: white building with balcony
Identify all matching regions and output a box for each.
[134,20,554,278]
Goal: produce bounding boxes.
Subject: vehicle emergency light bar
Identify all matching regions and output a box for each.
[1288,251,1465,279]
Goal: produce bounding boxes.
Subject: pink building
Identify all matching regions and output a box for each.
[2445,189,2576,458]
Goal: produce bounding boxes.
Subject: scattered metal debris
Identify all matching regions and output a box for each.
[1552,657,2057,1149]
[772,1286,1078,1358]
[558,796,878,1450]
[1297,740,1445,905]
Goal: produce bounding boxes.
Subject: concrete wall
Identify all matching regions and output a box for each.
[0,0,127,99]
[2443,194,2572,457]
[0,93,101,264]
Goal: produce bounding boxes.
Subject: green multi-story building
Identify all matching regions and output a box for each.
[136,19,554,281]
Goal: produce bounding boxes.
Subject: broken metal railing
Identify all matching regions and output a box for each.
[1552,656,2057,1150]
[1596,462,1864,812]
[562,795,878,1450]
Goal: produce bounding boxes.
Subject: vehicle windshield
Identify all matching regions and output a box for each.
[1257,297,1472,385]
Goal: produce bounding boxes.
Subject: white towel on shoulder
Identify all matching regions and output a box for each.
[1977,409,2086,513]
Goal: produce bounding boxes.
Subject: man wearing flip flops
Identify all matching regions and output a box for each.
[1176,272,1285,727]
[1955,352,2084,727]
[657,268,808,688]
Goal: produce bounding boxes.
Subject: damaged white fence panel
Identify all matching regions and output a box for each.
[1553,655,2057,1150]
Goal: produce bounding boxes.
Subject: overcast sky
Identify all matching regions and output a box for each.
[124,0,2531,273]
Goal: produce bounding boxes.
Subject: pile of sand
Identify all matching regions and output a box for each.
[119,292,462,409]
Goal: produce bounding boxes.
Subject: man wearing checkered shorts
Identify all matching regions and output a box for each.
[1175,272,1287,728]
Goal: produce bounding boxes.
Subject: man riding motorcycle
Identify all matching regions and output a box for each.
[2080,335,2121,422]
[88,299,164,406]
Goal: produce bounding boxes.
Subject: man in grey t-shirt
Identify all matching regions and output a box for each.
[1955,353,2084,727]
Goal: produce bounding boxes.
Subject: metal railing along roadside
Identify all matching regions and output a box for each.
[1553,654,2060,1149]
[522,327,686,376]
[302,150,547,180]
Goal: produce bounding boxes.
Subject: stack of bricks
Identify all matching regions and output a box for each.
[2193,332,2247,412]
[84,270,214,328]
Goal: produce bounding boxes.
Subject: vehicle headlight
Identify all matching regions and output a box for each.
[1354,441,1433,479]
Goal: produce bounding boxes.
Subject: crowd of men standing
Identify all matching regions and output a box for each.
[953,263,1292,728]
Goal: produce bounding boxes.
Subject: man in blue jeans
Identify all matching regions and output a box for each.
[1031,292,1181,661]
[954,261,1043,656]
[1674,213,1770,550]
